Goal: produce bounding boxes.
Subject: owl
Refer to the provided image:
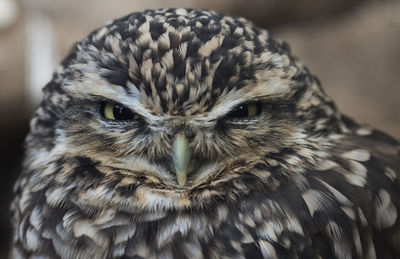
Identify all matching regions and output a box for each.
[10,8,400,259]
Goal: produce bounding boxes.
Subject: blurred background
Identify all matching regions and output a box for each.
[0,0,399,256]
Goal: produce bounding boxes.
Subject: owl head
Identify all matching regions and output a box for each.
[26,8,342,211]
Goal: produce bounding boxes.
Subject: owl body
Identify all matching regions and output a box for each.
[10,8,400,259]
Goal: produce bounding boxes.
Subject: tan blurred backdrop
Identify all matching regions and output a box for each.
[0,0,399,256]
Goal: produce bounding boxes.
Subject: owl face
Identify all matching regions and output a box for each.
[27,8,338,210]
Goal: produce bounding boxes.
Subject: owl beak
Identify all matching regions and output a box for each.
[172,134,191,186]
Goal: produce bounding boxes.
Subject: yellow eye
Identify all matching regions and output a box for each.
[100,102,140,121]
[226,102,262,118]
[103,103,116,120]
[247,103,258,117]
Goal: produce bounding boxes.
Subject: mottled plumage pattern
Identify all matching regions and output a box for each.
[10,8,400,259]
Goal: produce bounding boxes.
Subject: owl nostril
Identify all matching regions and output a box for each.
[183,127,196,140]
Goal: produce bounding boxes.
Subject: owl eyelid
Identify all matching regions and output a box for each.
[99,101,142,122]
[224,101,263,121]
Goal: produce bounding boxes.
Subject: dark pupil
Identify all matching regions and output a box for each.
[113,104,134,120]
[226,105,248,117]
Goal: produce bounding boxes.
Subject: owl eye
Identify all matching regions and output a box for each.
[100,102,141,121]
[226,102,262,118]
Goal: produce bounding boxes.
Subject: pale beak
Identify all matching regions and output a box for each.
[172,134,191,186]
